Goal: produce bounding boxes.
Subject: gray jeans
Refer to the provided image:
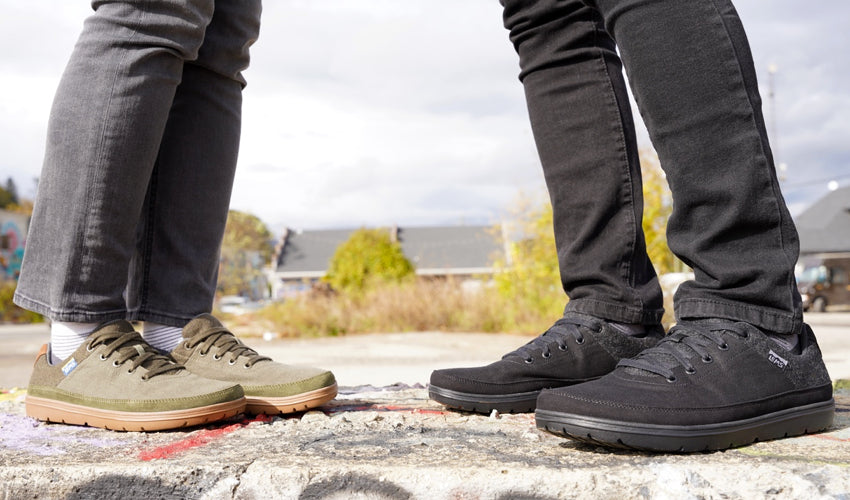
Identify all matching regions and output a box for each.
[14,0,262,327]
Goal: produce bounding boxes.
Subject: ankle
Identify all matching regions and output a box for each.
[142,323,184,353]
[50,321,99,363]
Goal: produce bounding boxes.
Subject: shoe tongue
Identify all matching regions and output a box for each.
[621,329,706,378]
[181,313,226,340]
[622,320,733,378]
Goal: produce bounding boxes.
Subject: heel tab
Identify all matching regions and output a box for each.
[35,344,48,365]
[800,323,817,350]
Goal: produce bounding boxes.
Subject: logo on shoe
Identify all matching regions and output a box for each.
[768,349,788,370]
[62,357,78,376]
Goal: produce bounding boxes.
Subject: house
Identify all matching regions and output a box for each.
[267,225,504,299]
[0,209,27,280]
[795,185,850,256]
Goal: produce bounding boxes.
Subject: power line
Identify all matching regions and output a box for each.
[781,172,850,190]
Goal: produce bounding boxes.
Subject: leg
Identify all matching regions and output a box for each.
[429,0,666,415]
[127,2,337,414]
[593,0,802,334]
[534,0,833,451]
[17,0,251,430]
[126,0,262,326]
[503,0,663,326]
[14,0,216,322]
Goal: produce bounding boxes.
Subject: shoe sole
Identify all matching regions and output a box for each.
[428,385,539,414]
[245,383,338,415]
[25,396,247,432]
[535,399,836,452]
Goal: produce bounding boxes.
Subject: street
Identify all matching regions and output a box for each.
[1,313,848,390]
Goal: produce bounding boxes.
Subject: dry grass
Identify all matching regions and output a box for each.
[228,276,681,338]
[239,278,563,338]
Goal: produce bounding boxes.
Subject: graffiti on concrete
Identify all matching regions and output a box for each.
[0,214,27,280]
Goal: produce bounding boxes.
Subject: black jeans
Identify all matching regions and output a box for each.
[502,0,802,334]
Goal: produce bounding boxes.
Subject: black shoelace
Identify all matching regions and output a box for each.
[88,330,183,380]
[509,316,599,363]
[185,326,271,368]
[618,322,749,381]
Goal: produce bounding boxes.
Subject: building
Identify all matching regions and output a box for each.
[795,185,850,256]
[267,225,504,299]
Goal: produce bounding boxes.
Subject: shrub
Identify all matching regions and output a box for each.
[0,281,44,323]
[324,228,415,295]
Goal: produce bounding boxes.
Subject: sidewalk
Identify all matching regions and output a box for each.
[1,322,849,499]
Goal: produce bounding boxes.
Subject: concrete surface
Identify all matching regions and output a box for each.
[1,314,849,499]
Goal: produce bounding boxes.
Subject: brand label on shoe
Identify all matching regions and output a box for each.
[62,358,78,376]
[768,349,788,370]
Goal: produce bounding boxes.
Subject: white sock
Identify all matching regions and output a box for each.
[142,322,184,353]
[50,321,99,364]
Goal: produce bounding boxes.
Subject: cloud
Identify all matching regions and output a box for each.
[1,0,847,231]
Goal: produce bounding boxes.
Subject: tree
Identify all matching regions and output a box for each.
[218,210,273,298]
[640,149,685,275]
[325,228,415,294]
[4,178,18,205]
[0,186,14,209]
[492,195,564,328]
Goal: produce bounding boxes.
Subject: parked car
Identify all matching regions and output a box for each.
[796,255,850,312]
[218,295,249,315]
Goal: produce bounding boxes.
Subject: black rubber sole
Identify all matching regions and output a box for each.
[536,399,836,452]
[428,385,539,414]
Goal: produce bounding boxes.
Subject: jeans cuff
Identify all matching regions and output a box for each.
[675,297,802,334]
[564,298,664,326]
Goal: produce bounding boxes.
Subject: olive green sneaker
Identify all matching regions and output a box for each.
[26,320,246,431]
[171,314,337,415]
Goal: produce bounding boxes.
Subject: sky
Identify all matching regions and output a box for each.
[1,1,848,234]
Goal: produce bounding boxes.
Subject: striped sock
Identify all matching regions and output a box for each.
[50,322,99,364]
[142,323,184,353]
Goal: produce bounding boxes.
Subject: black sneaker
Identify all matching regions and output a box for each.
[535,320,835,452]
[429,313,664,414]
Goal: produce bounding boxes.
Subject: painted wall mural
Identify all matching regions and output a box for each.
[0,210,27,280]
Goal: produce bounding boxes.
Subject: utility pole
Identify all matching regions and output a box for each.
[767,63,787,182]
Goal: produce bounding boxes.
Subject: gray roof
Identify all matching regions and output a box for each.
[796,185,850,254]
[273,225,503,278]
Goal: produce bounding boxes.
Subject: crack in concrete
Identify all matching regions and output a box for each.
[229,459,255,499]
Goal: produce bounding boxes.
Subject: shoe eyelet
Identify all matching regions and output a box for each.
[228,359,236,365]
[702,355,713,363]
[99,354,108,361]
[524,358,533,364]
[127,369,134,374]
[666,376,677,383]
[86,344,95,353]
[685,367,696,375]
[244,363,251,369]
[213,354,222,361]
[575,337,585,345]
[558,344,567,351]
[718,343,729,350]
[112,360,120,367]
[542,352,551,359]
[199,351,207,357]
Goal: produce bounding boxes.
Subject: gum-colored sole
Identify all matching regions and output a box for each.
[25,396,247,432]
[245,383,338,415]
